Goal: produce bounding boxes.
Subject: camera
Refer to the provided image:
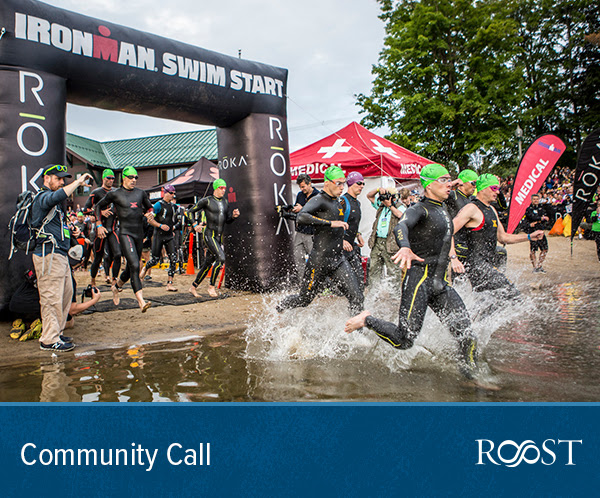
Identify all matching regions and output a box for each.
[82,284,98,302]
[379,187,399,204]
[276,204,297,221]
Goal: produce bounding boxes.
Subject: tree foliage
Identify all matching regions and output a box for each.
[358,0,600,177]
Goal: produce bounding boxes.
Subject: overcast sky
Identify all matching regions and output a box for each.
[41,0,385,151]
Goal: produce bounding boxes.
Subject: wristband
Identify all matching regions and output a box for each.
[96,224,103,228]
[527,233,531,241]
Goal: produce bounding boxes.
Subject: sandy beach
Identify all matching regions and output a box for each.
[1,235,598,368]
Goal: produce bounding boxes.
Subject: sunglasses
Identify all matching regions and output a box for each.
[334,180,346,187]
[105,176,115,180]
[469,181,477,186]
[45,164,68,174]
[489,185,500,192]
[436,177,451,184]
[125,175,138,180]
[355,182,365,186]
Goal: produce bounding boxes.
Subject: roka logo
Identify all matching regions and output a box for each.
[476,439,582,467]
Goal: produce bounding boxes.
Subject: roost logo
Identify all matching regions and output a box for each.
[476,439,582,467]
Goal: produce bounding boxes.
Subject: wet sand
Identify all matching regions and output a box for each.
[1,236,598,368]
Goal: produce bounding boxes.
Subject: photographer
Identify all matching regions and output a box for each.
[32,165,93,352]
[366,186,404,286]
[9,242,101,342]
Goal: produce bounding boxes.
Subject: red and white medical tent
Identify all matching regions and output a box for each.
[290,122,432,181]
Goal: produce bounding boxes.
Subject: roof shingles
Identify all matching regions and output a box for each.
[66,129,217,169]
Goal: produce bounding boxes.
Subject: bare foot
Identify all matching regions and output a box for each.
[105,276,112,284]
[90,278,96,287]
[344,311,371,333]
[189,285,200,298]
[166,283,178,292]
[111,285,120,305]
[207,286,218,298]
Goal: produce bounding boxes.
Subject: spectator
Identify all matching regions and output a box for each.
[366,186,404,286]
[32,164,92,351]
[525,194,550,273]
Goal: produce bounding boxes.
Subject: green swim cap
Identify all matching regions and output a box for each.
[324,165,345,182]
[420,163,450,188]
[458,169,478,183]
[213,178,227,190]
[476,173,499,192]
[123,166,138,177]
[102,168,115,179]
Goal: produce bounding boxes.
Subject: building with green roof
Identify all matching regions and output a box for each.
[66,128,217,209]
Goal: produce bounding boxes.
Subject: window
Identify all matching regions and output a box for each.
[158,167,187,184]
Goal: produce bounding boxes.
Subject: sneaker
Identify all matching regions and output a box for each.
[19,319,42,342]
[9,319,26,340]
[59,335,73,343]
[144,275,152,281]
[40,341,75,352]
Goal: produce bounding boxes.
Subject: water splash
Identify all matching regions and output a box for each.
[243,270,548,379]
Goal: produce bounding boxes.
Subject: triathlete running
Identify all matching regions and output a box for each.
[96,166,162,312]
[452,173,544,298]
[84,168,121,286]
[277,165,364,315]
[186,179,240,298]
[345,164,478,378]
[140,184,178,291]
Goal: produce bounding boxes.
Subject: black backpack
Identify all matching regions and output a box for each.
[8,190,57,259]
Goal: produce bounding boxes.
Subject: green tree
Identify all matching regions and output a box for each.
[359,0,600,177]
[510,0,599,166]
[358,0,523,175]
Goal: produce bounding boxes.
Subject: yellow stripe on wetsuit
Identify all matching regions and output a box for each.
[407,264,428,321]
[373,264,429,349]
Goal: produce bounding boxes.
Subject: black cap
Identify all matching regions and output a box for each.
[42,164,72,178]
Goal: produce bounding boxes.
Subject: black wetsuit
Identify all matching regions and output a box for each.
[173,204,186,272]
[144,200,178,278]
[464,199,519,298]
[340,193,364,292]
[84,186,121,280]
[364,198,476,370]
[187,195,236,288]
[277,191,363,314]
[446,189,472,261]
[96,187,153,293]
[525,204,549,252]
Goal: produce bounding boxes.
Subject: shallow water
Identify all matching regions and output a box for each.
[1,279,599,402]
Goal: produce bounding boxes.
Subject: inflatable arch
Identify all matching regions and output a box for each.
[0,0,295,311]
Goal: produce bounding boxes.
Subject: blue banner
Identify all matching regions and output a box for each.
[0,404,596,495]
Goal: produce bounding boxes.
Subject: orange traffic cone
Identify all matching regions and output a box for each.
[186,233,196,275]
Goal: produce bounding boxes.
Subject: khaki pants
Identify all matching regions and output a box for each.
[293,231,313,277]
[32,253,73,345]
[369,237,401,285]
